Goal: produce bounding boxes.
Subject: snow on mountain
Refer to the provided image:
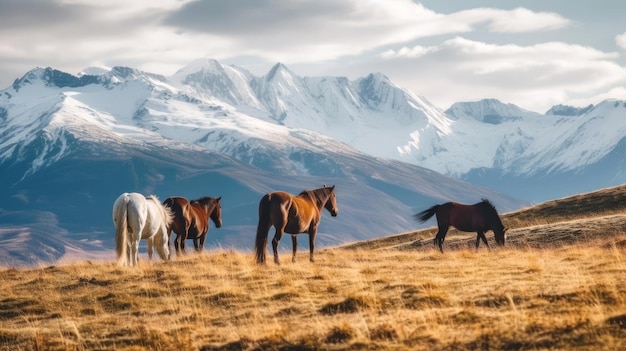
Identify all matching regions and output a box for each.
[1,61,531,265]
[546,103,594,116]
[3,60,625,197]
[514,100,626,174]
[3,57,624,264]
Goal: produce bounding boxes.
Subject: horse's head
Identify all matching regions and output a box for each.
[211,197,223,228]
[494,225,507,246]
[323,185,338,217]
[482,199,506,246]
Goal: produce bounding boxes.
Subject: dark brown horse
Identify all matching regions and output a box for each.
[415,199,506,253]
[163,196,222,256]
[255,185,338,264]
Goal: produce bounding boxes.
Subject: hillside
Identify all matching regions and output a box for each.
[342,183,626,251]
[0,185,625,350]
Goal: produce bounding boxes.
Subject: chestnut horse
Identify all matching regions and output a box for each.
[415,199,506,253]
[255,185,338,264]
[162,196,222,256]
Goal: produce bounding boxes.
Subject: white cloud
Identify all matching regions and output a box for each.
[450,7,570,33]
[0,0,623,115]
[366,37,626,112]
[616,32,626,51]
[381,46,439,59]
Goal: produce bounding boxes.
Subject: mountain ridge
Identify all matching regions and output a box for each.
[1,58,625,265]
[0,61,526,266]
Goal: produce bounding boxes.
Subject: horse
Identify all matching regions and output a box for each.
[112,192,173,267]
[162,196,222,256]
[414,199,506,253]
[255,185,338,265]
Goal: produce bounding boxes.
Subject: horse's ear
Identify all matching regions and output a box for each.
[330,185,335,191]
[216,196,222,202]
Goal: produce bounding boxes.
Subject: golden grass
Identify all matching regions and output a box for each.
[0,244,625,350]
[1,184,626,350]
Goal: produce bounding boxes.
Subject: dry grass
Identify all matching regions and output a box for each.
[1,185,626,350]
[1,246,625,350]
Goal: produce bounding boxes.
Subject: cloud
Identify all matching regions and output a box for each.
[374,37,626,112]
[616,32,626,51]
[160,0,571,63]
[0,0,575,80]
[0,0,621,114]
[450,7,570,33]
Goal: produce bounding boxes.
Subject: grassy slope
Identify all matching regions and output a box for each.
[0,185,625,350]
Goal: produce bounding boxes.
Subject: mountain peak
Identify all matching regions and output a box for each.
[12,67,100,91]
[265,63,294,82]
[78,66,111,77]
[174,58,224,77]
[445,99,537,123]
[546,103,594,116]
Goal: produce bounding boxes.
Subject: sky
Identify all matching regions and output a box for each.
[1,0,625,113]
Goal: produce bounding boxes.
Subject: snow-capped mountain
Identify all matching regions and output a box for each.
[2,57,624,265]
[411,98,626,200]
[159,59,626,202]
[0,62,523,266]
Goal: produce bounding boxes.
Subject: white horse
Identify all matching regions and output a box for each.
[112,192,173,267]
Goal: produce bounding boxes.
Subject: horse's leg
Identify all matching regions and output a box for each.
[130,236,140,267]
[193,238,200,252]
[154,229,170,261]
[173,234,181,256]
[434,226,449,253]
[476,231,491,251]
[179,220,190,256]
[179,233,187,255]
[271,227,285,265]
[291,235,297,263]
[147,237,154,262]
[198,234,207,252]
[308,230,317,263]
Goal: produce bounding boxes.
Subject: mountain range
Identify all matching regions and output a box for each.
[1,58,624,265]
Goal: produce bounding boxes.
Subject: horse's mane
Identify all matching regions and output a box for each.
[299,187,332,204]
[480,198,497,212]
[480,198,503,225]
[146,194,173,224]
[192,196,216,204]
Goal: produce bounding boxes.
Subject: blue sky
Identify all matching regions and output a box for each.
[1,0,625,113]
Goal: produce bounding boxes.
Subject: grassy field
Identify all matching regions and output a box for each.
[1,185,626,350]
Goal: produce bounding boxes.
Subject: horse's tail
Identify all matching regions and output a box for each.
[254,193,272,264]
[156,198,173,260]
[414,205,439,223]
[162,198,175,234]
[114,195,130,267]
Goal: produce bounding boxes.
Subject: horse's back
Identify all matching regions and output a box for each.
[446,201,492,232]
[145,195,172,230]
[164,197,189,217]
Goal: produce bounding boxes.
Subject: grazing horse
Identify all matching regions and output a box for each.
[162,196,222,256]
[415,199,506,253]
[255,185,338,264]
[112,192,173,267]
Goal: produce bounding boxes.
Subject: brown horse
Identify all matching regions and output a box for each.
[163,196,222,256]
[415,199,506,253]
[255,185,338,264]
